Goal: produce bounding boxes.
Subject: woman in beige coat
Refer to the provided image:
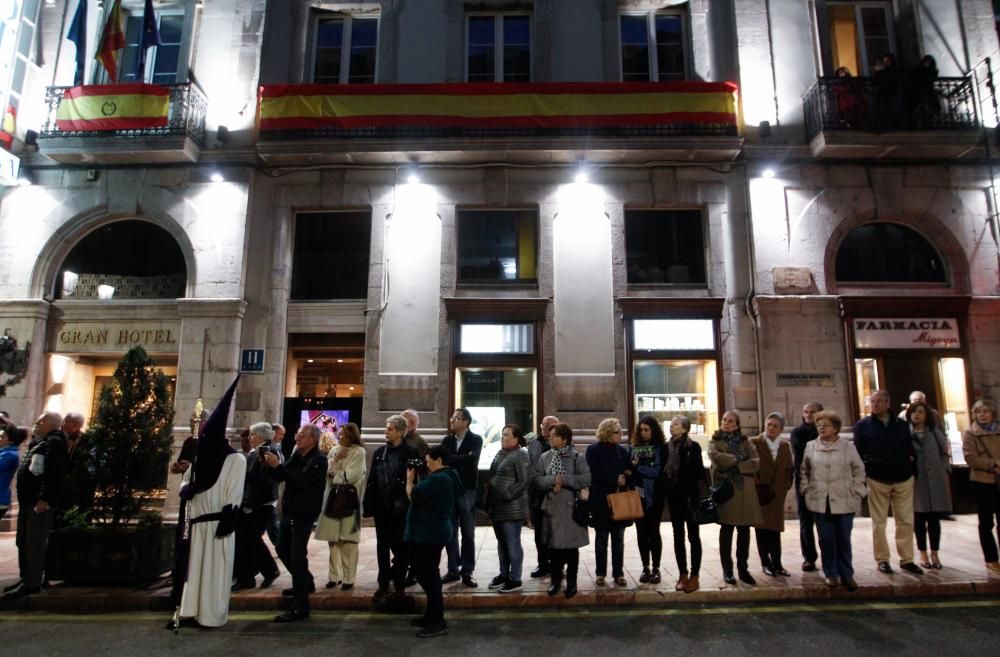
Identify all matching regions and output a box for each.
[800,410,867,591]
[314,422,367,590]
[962,399,1000,574]
[709,410,762,586]
[751,412,795,577]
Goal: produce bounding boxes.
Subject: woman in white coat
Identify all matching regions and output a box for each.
[314,423,367,590]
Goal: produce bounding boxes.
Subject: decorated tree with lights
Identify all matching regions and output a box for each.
[87,346,175,527]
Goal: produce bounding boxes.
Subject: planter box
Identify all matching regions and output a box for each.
[46,525,175,587]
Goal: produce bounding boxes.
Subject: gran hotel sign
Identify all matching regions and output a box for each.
[50,322,180,353]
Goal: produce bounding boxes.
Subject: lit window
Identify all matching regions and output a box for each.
[313,15,378,84]
[633,320,715,351]
[467,14,530,82]
[827,2,894,76]
[457,209,537,284]
[460,324,534,354]
[625,209,707,285]
[620,12,688,81]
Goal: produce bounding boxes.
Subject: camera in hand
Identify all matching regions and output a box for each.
[407,457,424,470]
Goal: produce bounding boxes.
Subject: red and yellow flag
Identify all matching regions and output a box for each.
[258,82,739,132]
[55,84,170,131]
[96,0,126,83]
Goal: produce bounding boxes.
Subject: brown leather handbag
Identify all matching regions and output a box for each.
[607,487,644,521]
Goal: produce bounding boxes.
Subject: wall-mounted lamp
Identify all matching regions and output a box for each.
[758,121,772,138]
[23,129,38,147]
[762,167,776,179]
[574,163,590,184]
[405,165,420,184]
[210,171,225,183]
[216,125,230,144]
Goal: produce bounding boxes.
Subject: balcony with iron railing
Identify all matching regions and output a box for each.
[802,75,982,159]
[255,81,744,165]
[38,81,208,164]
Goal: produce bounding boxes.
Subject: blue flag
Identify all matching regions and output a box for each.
[66,0,87,85]
[135,0,162,81]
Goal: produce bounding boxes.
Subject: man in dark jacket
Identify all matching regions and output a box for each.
[55,412,95,526]
[528,415,559,578]
[363,415,419,601]
[853,389,922,575]
[440,407,483,587]
[789,402,822,572]
[232,422,282,591]
[6,412,68,599]
[264,422,327,622]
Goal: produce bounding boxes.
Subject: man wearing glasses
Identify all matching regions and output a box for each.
[441,408,483,587]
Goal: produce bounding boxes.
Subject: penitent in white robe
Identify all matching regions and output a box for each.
[179,452,247,627]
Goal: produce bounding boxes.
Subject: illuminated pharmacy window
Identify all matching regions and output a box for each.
[633,319,714,351]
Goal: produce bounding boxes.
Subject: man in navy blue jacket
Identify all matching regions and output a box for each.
[853,389,921,575]
[440,408,483,587]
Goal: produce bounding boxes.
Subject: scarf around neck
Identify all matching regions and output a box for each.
[547,444,570,476]
[666,434,689,480]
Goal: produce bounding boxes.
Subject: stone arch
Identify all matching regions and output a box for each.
[823,209,970,294]
[29,208,197,300]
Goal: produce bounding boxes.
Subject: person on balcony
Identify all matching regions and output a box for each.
[907,55,941,129]
[832,66,865,128]
[873,53,904,129]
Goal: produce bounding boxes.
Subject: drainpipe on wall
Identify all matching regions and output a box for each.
[740,162,766,429]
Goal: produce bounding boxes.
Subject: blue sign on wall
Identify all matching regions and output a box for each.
[240,349,265,373]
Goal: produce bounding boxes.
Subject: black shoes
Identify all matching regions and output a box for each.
[842,577,859,592]
[802,561,818,572]
[441,572,461,584]
[564,582,577,599]
[341,583,354,591]
[3,584,40,600]
[530,566,550,579]
[649,569,661,584]
[639,568,651,583]
[762,567,776,577]
[2,580,22,594]
[325,580,341,589]
[775,568,791,577]
[461,575,478,588]
[499,580,522,593]
[404,573,418,587]
[488,575,507,590]
[231,580,256,592]
[416,623,448,638]
[273,609,310,623]
[723,572,737,585]
[900,562,924,575]
[738,571,756,586]
[877,561,894,574]
[547,580,562,596]
[260,574,278,589]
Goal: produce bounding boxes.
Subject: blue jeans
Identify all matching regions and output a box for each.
[493,520,524,582]
[815,512,855,580]
[797,489,819,564]
[446,489,477,576]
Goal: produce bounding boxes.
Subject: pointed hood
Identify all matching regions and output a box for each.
[181,375,239,499]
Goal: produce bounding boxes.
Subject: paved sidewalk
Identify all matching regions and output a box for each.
[1,515,998,613]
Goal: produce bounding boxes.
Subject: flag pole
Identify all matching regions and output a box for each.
[50,0,75,87]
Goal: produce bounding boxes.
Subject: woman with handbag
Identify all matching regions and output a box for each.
[487,424,531,593]
[664,415,706,593]
[709,410,763,586]
[751,412,795,577]
[907,401,952,569]
[533,423,591,599]
[962,399,1000,574]
[314,423,367,590]
[587,418,634,587]
[630,416,666,585]
[800,410,867,591]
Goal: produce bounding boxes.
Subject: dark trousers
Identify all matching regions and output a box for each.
[914,512,943,552]
[275,515,314,612]
[594,525,626,578]
[796,490,819,564]
[530,504,549,570]
[234,506,280,583]
[719,524,750,575]
[445,490,476,576]
[374,513,408,591]
[755,527,783,571]
[973,482,1000,563]
[412,542,445,626]
[16,505,53,589]
[548,547,579,586]
[635,503,663,569]
[815,512,855,579]
[668,494,701,576]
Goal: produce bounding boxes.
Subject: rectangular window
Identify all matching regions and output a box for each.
[119,12,184,84]
[313,15,378,84]
[625,209,707,285]
[466,14,530,82]
[1,0,41,117]
[633,359,719,437]
[290,211,372,300]
[457,209,538,284]
[459,324,534,354]
[633,320,715,351]
[620,12,688,81]
[828,2,894,75]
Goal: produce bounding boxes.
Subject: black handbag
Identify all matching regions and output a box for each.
[709,478,735,505]
[687,497,720,525]
[324,474,359,519]
[572,491,592,527]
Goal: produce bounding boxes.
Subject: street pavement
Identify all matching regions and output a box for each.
[0,598,997,657]
[0,514,998,613]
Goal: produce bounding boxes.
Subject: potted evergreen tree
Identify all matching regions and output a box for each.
[46,346,177,586]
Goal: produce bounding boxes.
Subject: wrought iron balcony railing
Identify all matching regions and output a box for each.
[39,82,207,145]
[803,75,979,142]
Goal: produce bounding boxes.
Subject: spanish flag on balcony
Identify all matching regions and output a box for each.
[258,82,739,132]
[55,84,170,131]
